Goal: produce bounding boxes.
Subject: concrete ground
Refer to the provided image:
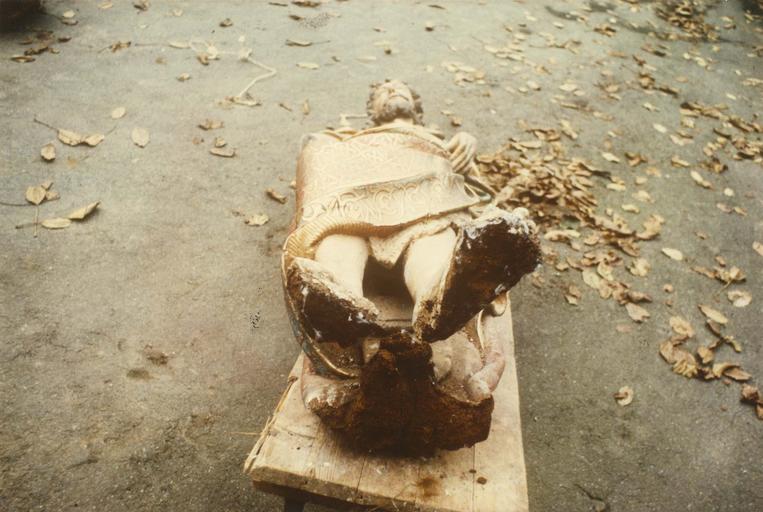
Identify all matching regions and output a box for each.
[1,1,761,511]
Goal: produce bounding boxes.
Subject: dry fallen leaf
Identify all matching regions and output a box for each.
[661,248,684,261]
[198,119,224,131]
[67,201,100,220]
[653,123,667,134]
[244,214,269,226]
[698,304,728,325]
[636,215,664,240]
[628,258,650,277]
[297,62,320,70]
[544,229,580,242]
[41,217,72,229]
[25,186,46,205]
[741,384,760,404]
[626,303,650,323]
[602,152,620,163]
[670,316,695,339]
[697,346,714,364]
[111,106,126,119]
[670,155,690,168]
[727,290,751,308]
[753,242,763,257]
[266,188,287,204]
[724,367,751,382]
[582,269,601,291]
[709,362,734,379]
[690,170,712,189]
[614,386,633,406]
[58,129,84,146]
[564,284,581,306]
[559,119,578,140]
[131,127,150,147]
[41,143,56,162]
[286,39,312,47]
[660,340,698,378]
[210,147,236,158]
[632,190,653,203]
[11,55,36,63]
[84,134,105,147]
[177,73,191,82]
[596,261,614,281]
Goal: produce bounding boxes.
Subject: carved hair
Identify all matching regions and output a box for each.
[366,80,424,126]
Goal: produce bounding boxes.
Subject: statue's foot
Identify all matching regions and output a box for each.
[413,208,541,342]
[286,257,384,346]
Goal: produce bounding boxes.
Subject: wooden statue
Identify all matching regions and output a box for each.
[281,80,540,453]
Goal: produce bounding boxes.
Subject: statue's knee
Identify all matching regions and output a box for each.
[316,234,368,263]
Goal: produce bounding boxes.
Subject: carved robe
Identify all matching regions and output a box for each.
[284,121,484,267]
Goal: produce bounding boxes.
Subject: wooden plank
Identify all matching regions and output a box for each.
[301,402,367,505]
[473,303,529,512]
[246,300,527,512]
[354,451,420,510]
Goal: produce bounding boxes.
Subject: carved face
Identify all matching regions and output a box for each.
[368,80,421,125]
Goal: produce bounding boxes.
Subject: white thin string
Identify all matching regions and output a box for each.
[183,39,277,105]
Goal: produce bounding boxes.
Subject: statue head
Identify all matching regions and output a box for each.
[366,80,424,126]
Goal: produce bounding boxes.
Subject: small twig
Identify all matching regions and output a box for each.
[35,114,114,140]
[236,57,277,99]
[33,115,58,132]
[179,39,277,104]
[33,205,39,237]
[98,41,163,53]
[15,221,39,229]
[0,200,29,207]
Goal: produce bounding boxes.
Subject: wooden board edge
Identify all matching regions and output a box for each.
[244,363,302,476]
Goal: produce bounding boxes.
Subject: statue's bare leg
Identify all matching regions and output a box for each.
[404,228,457,317]
[315,234,369,297]
[407,208,541,342]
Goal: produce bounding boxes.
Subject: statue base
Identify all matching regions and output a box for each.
[302,332,495,454]
[244,295,528,512]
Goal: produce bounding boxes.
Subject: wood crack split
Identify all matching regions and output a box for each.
[351,456,368,503]
[273,425,318,440]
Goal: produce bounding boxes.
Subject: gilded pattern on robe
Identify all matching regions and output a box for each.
[285,122,483,262]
